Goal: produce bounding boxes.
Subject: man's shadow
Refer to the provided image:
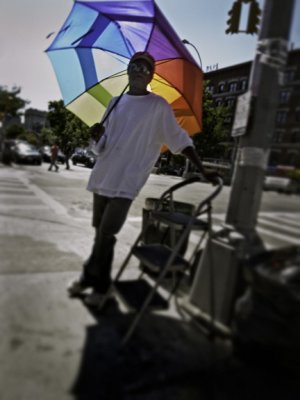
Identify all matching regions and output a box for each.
[69,294,300,400]
[69,293,230,400]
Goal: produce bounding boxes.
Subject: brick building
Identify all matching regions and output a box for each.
[204,48,300,168]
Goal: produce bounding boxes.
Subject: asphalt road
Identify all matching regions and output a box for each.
[8,161,300,250]
[0,161,299,399]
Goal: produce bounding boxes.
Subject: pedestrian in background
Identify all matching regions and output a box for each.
[63,141,73,170]
[68,51,218,307]
[48,142,59,172]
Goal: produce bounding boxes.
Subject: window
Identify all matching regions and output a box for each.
[229,82,238,92]
[240,79,247,91]
[291,131,300,143]
[226,98,235,108]
[215,99,223,107]
[283,70,295,84]
[279,91,291,104]
[269,150,281,165]
[272,130,284,143]
[218,83,225,93]
[206,85,214,94]
[224,116,232,124]
[286,152,297,166]
[276,111,287,125]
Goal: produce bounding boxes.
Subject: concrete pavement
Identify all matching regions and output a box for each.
[0,163,299,399]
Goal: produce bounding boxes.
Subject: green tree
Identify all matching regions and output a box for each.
[47,100,90,151]
[5,124,25,139]
[40,127,57,146]
[164,81,230,172]
[18,131,40,146]
[193,81,230,160]
[0,85,28,122]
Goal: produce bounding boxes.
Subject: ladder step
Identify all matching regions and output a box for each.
[114,279,169,311]
[152,211,209,230]
[132,244,190,273]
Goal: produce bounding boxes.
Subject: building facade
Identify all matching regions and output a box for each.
[204,48,300,169]
[24,108,49,132]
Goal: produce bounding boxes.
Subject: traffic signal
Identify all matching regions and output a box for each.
[226,1,242,34]
[247,0,261,34]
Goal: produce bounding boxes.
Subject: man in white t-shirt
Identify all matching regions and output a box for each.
[68,51,218,306]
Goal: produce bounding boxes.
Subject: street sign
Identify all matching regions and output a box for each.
[231,91,252,137]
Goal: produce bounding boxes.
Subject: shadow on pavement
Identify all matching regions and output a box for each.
[69,298,299,400]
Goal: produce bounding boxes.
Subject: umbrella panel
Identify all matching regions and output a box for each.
[47,0,203,134]
[66,69,201,134]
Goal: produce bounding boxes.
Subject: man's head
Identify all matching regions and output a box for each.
[127,52,155,94]
[129,52,155,73]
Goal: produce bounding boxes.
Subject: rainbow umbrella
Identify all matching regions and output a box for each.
[46,0,203,136]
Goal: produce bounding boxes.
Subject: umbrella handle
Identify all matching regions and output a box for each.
[89,83,129,142]
[101,83,129,125]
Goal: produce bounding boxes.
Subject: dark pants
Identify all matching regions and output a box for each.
[65,157,70,170]
[83,194,132,293]
[48,158,59,171]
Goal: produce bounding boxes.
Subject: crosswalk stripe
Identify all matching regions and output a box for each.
[274,215,300,228]
[0,205,48,211]
[0,193,35,198]
[258,217,300,235]
[18,176,69,217]
[256,226,300,245]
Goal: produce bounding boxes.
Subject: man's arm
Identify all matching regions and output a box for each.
[181,146,219,182]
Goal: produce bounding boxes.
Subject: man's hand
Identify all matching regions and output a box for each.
[202,170,222,184]
[181,146,222,185]
[90,123,105,142]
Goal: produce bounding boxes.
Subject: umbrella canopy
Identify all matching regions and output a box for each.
[46,0,203,135]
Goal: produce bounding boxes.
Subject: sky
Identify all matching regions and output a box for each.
[0,0,299,112]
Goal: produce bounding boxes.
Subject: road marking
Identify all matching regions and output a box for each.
[0,204,48,211]
[127,216,142,222]
[275,214,300,228]
[256,226,300,245]
[18,176,69,217]
[258,217,300,235]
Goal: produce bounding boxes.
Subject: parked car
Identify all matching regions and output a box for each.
[156,164,184,176]
[39,145,66,164]
[71,148,96,168]
[39,145,52,162]
[12,142,42,165]
[57,149,66,164]
[71,148,87,166]
[264,176,300,194]
[84,150,97,168]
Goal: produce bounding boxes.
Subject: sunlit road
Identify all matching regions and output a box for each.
[3,161,299,250]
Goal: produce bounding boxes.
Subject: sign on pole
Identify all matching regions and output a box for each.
[231,91,252,137]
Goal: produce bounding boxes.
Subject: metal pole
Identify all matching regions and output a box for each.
[226,0,295,246]
[182,39,203,69]
[184,0,296,330]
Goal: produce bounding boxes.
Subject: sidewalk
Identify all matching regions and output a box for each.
[0,164,298,399]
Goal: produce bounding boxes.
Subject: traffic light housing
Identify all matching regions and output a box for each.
[247,0,261,34]
[226,1,241,34]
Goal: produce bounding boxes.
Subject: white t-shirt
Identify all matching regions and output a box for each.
[87,92,193,199]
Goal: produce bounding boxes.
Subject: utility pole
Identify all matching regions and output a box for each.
[226,0,295,246]
[184,0,296,333]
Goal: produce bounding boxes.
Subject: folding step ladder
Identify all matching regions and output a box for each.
[110,176,223,345]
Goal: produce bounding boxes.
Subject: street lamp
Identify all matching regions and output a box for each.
[182,39,203,69]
